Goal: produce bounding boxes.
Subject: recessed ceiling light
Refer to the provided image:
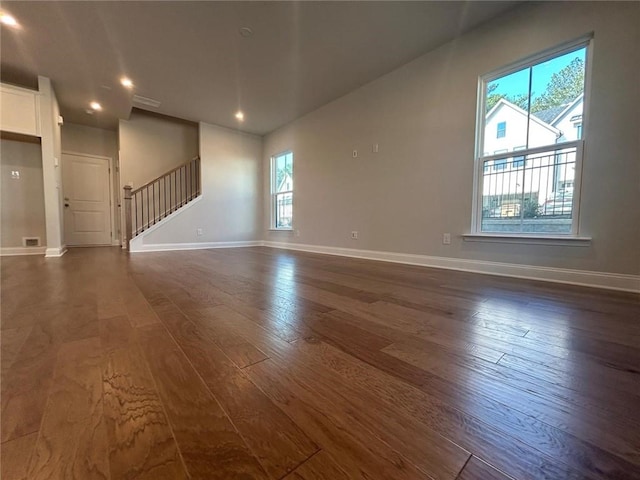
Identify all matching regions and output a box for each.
[120,77,134,89]
[235,111,244,121]
[0,12,19,27]
[239,27,253,38]
[90,101,102,111]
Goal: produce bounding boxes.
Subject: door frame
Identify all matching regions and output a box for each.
[61,151,116,246]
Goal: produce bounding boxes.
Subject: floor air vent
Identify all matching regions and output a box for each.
[23,237,41,247]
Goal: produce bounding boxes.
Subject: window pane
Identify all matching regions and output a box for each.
[484,68,530,155]
[513,146,526,168]
[481,146,576,233]
[275,192,292,228]
[483,47,586,154]
[274,153,293,192]
[529,48,586,148]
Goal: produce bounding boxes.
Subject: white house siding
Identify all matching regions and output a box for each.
[482,100,563,208]
[553,97,584,143]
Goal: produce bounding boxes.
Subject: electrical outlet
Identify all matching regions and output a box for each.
[351,231,358,239]
[443,233,451,245]
[196,228,203,236]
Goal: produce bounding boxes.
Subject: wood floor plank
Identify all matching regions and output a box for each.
[245,358,441,480]
[456,456,514,480]
[523,328,640,373]
[154,303,320,479]
[119,277,160,327]
[221,342,270,368]
[339,302,506,363]
[136,324,269,479]
[203,305,471,480]
[1,320,60,442]
[0,432,38,480]
[27,337,110,480]
[498,352,640,403]
[381,342,640,474]
[0,326,32,379]
[288,336,596,480]
[169,305,270,369]
[102,343,187,479]
[99,315,136,353]
[283,450,351,480]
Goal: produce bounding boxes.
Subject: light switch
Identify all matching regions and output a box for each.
[10,170,19,180]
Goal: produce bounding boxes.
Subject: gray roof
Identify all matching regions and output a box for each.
[532,105,568,124]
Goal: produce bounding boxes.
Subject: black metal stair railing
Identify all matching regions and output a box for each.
[123,156,200,249]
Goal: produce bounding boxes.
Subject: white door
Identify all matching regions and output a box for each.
[62,153,112,246]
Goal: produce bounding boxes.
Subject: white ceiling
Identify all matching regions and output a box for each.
[1,1,518,135]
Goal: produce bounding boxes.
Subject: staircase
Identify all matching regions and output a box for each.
[124,156,201,250]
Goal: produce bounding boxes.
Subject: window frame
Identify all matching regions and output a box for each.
[471,35,593,238]
[270,150,294,230]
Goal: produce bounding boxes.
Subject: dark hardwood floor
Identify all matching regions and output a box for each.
[1,246,638,479]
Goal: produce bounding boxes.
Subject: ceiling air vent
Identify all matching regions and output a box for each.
[23,237,41,247]
[132,95,161,108]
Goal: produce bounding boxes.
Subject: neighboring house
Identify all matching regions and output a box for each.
[550,94,584,143]
[276,172,293,226]
[484,98,559,156]
[277,172,293,193]
[481,97,582,213]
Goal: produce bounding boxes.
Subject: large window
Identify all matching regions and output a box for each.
[474,38,590,235]
[271,151,293,229]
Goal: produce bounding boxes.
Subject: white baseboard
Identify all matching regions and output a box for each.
[45,246,67,258]
[0,246,47,256]
[130,240,262,253]
[263,241,640,293]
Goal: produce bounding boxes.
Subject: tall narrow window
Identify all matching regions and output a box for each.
[496,121,507,138]
[271,151,293,229]
[474,38,589,235]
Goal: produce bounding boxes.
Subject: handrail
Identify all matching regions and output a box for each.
[131,156,200,195]
[123,156,201,250]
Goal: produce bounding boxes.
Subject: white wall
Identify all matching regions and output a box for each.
[61,123,119,244]
[62,123,118,160]
[119,110,199,244]
[263,2,640,276]
[119,110,199,190]
[0,138,46,249]
[136,122,262,246]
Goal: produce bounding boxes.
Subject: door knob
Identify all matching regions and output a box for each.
[64,203,70,207]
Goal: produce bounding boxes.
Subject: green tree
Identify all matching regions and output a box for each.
[531,57,584,113]
[486,83,530,112]
[276,162,292,188]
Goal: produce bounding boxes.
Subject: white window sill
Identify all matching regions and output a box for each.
[268,228,293,232]
[462,233,591,246]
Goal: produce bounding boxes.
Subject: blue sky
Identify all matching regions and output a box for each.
[489,47,586,100]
